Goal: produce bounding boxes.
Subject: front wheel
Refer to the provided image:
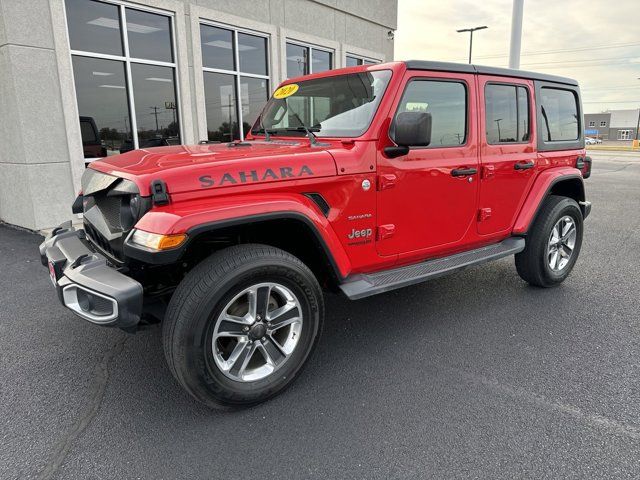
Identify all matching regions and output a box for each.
[162,244,323,409]
[515,195,584,287]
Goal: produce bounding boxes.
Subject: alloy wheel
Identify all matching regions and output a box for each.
[211,283,303,382]
[547,215,577,271]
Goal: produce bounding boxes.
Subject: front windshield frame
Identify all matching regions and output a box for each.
[252,69,393,139]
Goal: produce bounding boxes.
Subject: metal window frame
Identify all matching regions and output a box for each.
[199,20,271,140]
[65,0,182,151]
[286,39,334,76]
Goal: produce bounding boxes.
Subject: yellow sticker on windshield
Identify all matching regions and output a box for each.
[273,84,299,99]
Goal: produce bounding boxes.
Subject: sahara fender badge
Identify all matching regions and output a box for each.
[273,84,299,99]
[361,179,371,191]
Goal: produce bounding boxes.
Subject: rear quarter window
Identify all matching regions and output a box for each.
[539,87,579,142]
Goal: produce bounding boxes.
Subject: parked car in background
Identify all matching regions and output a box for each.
[79,116,107,159]
[120,136,180,154]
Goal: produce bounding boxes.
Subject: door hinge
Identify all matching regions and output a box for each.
[377,224,395,240]
[481,165,495,179]
[478,208,492,222]
[377,174,397,191]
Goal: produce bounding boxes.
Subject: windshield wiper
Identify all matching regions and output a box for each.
[257,114,274,141]
[289,111,319,146]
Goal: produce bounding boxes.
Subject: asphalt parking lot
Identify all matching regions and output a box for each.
[2,151,640,479]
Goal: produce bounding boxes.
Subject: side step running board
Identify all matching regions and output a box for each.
[339,237,525,300]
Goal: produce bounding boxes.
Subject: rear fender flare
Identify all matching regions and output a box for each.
[513,169,585,235]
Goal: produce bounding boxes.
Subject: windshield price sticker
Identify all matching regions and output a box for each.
[273,84,299,99]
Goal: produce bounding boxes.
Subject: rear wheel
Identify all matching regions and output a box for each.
[162,244,323,409]
[515,195,583,287]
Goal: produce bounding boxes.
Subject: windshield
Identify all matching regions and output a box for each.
[253,70,392,138]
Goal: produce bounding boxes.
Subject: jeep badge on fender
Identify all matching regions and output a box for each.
[39,60,591,409]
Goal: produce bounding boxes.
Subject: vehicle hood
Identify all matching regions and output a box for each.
[89,141,338,196]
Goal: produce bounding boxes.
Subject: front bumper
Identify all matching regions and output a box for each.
[39,222,143,330]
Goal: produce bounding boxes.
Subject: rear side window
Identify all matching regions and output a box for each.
[396,80,467,147]
[539,87,579,141]
[485,84,530,143]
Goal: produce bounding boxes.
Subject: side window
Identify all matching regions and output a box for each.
[485,84,530,144]
[395,80,467,147]
[539,87,579,142]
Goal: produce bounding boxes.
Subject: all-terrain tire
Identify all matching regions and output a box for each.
[515,195,584,287]
[162,244,324,409]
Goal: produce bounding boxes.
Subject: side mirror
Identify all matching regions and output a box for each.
[384,111,432,158]
[396,111,432,146]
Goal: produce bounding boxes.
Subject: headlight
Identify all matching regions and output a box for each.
[129,195,141,218]
[129,229,187,251]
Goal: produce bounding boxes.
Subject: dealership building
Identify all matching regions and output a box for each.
[584,109,640,141]
[0,0,397,230]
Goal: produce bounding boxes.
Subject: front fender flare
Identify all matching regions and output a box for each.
[128,193,351,279]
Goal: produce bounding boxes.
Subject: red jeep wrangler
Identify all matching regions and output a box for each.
[40,61,592,408]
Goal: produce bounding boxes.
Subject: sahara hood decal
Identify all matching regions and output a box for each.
[199,165,314,188]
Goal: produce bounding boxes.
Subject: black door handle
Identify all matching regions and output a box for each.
[451,167,477,177]
[514,161,535,170]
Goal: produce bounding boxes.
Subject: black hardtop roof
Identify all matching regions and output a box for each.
[404,60,578,86]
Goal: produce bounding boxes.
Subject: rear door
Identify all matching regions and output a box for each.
[477,77,537,235]
[376,70,479,257]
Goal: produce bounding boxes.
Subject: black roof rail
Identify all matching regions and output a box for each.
[403,60,578,86]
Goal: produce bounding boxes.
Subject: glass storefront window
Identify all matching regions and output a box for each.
[200,22,270,141]
[200,24,235,71]
[72,56,131,156]
[286,42,333,78]
[66,0,180,158]
[130,64,179,145]
[204,72,238,142]
[312,49,332,74]
[65,0,123,56]
[346,54,380,67]
[240,76,269,134]
[286,43,307,78]
[125,8,173,63]
[238,33,268,76]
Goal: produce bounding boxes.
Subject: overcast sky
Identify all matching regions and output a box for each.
[394,0,640,113]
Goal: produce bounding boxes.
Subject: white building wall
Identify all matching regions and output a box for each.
[609,109,640,128]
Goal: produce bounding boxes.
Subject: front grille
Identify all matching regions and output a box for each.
[84,221,122,262]
[94,195,122,230]
[80,168,142,265]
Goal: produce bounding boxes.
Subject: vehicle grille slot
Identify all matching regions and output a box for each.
[94,195,122,230]
[84,221,121,261]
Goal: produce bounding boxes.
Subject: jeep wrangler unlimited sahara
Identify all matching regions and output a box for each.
[40,61,592,408]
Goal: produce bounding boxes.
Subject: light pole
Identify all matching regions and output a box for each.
[494,118,503,141]
[509,0,524,69]
[456,25,488,64]
[635,77,640,141]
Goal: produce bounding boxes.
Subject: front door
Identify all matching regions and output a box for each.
[376,71,479,257]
